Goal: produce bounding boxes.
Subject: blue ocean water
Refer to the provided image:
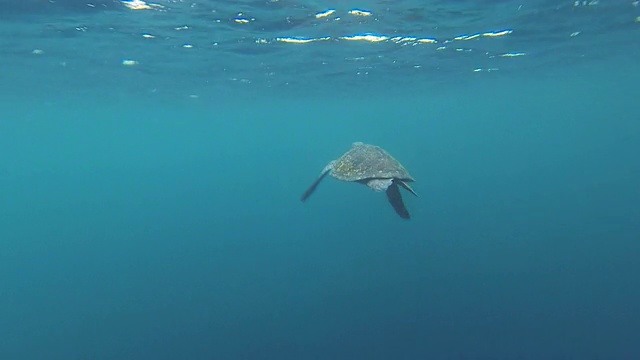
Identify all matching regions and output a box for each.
[1,1,640,359]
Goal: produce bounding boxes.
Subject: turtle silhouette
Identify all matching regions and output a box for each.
[301,142,418,219]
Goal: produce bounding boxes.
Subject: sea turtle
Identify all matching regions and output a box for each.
[300,142,418,219]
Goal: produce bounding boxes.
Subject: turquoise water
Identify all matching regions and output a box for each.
[1,1,640,359]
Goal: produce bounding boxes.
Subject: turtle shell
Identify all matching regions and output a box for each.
[330,142,414,182]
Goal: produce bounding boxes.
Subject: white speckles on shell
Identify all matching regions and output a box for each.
[329,143,414,182]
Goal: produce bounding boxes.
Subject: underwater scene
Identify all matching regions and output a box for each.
[1,0,639,359]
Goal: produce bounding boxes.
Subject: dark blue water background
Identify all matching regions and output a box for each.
[1,1,639,359]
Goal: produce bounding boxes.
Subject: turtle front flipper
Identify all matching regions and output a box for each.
[300,165,332,202]
[386,181,410,219]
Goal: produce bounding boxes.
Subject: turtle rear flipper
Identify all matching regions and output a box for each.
[300,167,331,202]
[398,180,418,197]
[386,182,410,219]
